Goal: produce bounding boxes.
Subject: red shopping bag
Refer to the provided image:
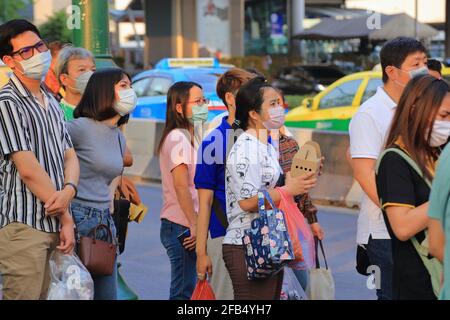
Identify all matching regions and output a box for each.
[191,280,216,300]
[276,187,315,270]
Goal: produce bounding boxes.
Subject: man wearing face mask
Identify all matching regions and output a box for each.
[55,46,96,121]
[0,19,80,300]
[349,37,428,300]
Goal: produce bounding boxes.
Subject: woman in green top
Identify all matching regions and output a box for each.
[429,142,450,300]
[55,46,96,121]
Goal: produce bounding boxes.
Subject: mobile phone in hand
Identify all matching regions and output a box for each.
[177,228,191,245]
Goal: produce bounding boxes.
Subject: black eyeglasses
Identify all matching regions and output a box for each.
[10,41,49,60]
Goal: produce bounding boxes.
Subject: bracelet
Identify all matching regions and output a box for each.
[64,182,78,198]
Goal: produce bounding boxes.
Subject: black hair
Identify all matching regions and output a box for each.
[380,37,427,83]
[0,19,42,60]
[427,59,442,74]
[235,76,272,131]
[74,68,132,126]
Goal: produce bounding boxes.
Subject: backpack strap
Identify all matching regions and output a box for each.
[377,147,443,297]
[211,120,243,230]
[376,148,431,188]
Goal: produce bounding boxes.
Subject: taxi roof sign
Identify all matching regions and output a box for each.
[156,58,220,69]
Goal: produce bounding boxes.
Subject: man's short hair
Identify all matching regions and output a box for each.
[380,37,427,83]
[0,19,41,60]
[427,59,442,74]
[216,68,256,107]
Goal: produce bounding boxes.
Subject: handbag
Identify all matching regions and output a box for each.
[113,132,132,255]
[356,244,371,276]
[78,224,117,276]
[242,189,294,280]
[307,237,335,300]
[113,189,131,255]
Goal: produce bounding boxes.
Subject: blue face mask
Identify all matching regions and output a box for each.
[394,66,429,88]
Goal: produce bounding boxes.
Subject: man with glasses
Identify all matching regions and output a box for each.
[0,19,80,300]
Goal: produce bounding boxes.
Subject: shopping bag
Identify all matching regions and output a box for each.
[280,267,308,300]
[277,187,315,270]
[243,189,294,280]
[307,237,335,300]
[191,280,216,300]
[47,250,94,300]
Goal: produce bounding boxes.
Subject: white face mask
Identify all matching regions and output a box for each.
[17,50,52,80]
[68,70,94,94]
[114,88,137,116]
[429,120,450,147]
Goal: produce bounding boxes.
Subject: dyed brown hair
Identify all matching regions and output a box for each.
[216,68,256,107]
[385,75,449,180]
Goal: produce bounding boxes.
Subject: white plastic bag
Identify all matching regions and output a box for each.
[280,267,308,300]
[47,250,94,300]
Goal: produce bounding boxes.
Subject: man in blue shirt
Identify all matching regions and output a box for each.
[195,68,255,300]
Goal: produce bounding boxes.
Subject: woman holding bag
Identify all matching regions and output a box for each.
[67,68,137,300]
[376,75,450,299]
[224,77,317,300]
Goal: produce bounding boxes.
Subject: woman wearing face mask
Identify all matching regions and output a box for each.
[66,68,137,300]
[55,46,96,121]
[157,81,209,300]
[376,75,450,300]
[223,77,317,300]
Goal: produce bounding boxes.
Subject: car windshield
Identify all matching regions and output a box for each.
[185,72,222,93]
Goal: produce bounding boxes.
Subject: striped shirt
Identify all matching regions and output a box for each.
[0,74,73,233]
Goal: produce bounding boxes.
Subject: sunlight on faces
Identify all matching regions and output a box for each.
[436,94,450,122]
[176,85,204,119]
[114,74,132,101]
[248,87,281,131]
[60,58,96,94]
[2,31,44,74]
[386,51,428,87]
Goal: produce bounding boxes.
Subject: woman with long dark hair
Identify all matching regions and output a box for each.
[67,68,136,300]
[158,81,209,300]
[223,77,317,299]
[376,75,450,299]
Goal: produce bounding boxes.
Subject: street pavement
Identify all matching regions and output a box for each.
[119,184,376,300]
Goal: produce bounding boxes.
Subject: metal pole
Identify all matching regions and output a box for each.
[414,0,418,39]
[72,0,116,69]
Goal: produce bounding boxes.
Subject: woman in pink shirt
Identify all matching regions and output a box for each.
[157,81,209,300]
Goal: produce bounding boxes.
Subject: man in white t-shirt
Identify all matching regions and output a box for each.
[349,37,428,300]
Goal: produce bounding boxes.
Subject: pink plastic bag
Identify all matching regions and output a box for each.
[277,187,315,270]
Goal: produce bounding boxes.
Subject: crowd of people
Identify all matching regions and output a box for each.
[0,18,449,301]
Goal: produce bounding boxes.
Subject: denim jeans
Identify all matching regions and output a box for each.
[366,236,393,300]
[71,203,118,300]
[160,219,196,300]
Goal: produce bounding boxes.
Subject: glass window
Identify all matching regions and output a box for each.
[186,73,221,93]
[244,0,289,55]
[318,79,363,110]
[132,78,152,97]
[361,78,383,104]
[148,77,173,96]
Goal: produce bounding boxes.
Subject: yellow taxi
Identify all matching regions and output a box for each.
[285,67,450,132]
[0,62,11,88]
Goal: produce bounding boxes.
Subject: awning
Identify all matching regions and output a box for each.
[293,13,439,40]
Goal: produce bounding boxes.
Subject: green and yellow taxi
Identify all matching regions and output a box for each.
[0,62,11,88]
[285,67,450,132]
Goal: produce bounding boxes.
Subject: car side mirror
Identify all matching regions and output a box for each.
[302,97,313,109]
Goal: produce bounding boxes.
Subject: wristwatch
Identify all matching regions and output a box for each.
[64,182,78,198]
